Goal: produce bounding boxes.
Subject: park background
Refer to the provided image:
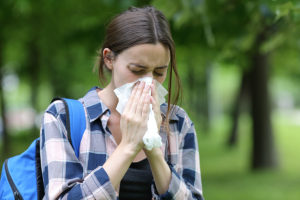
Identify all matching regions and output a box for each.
[0,0,299,199]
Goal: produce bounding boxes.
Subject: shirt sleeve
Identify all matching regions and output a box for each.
[40,101,116,200]
[152,108,204,200]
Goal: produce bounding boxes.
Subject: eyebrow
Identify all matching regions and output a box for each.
[129,63,168,69]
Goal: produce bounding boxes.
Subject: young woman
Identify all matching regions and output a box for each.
[40,6,204,200]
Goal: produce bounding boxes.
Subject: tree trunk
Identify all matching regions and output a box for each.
[249,31,278,169]
[28,38,40,112]
[228,70,249,146]
[0,34,9,156]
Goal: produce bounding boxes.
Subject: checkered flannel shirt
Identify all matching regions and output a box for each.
[40,87,204,200]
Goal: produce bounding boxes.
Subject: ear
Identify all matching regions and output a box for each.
[103,48,115,70]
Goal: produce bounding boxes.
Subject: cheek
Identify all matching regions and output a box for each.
[155,77,165,84]
[112,65,138,87]
[155,73,167,84]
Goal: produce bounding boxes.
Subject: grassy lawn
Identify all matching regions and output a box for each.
[197,113,300,200]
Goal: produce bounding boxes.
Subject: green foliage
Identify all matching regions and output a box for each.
[273,1,300,21]
[0,0,150,112]
[152,0,300,69]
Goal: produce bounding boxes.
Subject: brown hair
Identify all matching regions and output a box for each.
[97,6,181,129]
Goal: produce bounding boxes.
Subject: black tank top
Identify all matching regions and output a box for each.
[119,159,153,200]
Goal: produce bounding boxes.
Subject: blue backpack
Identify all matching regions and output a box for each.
[0,98,86,200]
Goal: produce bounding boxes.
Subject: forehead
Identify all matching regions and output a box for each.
[117,43,170,66]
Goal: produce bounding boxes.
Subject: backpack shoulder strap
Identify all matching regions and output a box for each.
[51,98,86,158]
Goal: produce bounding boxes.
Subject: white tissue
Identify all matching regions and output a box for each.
[113,77,168,150]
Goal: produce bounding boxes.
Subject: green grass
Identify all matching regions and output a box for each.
[197,114,300,200]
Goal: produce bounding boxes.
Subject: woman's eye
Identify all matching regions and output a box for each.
[154,71,164,76]
[131,69,164,76]
[131,70,145,75]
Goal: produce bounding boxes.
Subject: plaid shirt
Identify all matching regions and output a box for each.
[40,87,204,200]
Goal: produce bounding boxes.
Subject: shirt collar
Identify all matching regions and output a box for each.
[160,103,179,121]
[81,87,110,122]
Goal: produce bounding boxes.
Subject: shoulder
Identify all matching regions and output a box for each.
[41,100,70,134]
[45,99,68,118]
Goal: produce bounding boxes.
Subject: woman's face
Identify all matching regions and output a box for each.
[105,43,170,88]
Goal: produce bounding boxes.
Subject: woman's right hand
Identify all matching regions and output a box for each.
[120,81,151,154]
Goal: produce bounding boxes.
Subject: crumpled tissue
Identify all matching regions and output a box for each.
[114,77,168,150]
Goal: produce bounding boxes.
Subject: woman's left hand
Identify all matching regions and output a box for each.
[150,80,162,131]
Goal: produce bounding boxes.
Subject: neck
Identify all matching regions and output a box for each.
[97,82,119,113]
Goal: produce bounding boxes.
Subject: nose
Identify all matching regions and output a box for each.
[140,74,154,86]
[142,72,153,79]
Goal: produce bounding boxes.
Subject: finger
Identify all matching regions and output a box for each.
[141,95,151,120]
[150,85,160,113]
[150,95,162,120]
[150,91,162,129]
[150,96,157,107]
[123,81,139,114]
[150,83,159,103]
[129,81,145,114]
[136,84,151,116]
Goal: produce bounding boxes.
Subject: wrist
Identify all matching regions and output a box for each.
[119,141,141,157]
[144,147,163,160]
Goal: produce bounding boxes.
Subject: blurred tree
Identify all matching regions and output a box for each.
[152,0,300,169]
[0,0,17,155]
[0,29,8,155]
[228,69,250,146]
[1,0,299,169]
[0,0,151,157]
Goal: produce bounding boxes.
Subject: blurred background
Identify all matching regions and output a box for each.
[0,0,299,199]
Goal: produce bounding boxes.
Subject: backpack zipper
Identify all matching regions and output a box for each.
[4,159,24,200]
